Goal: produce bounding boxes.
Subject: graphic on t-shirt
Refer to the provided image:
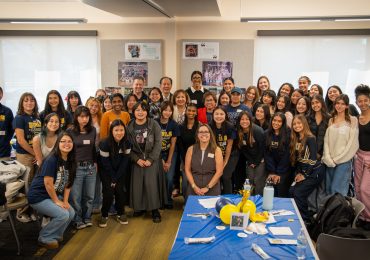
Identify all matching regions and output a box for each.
[26,120,42,146]
[162,130,173,151]
[0,115,5,121]
[54,165,69,194]
[135,128,147,144]
[216,133,228,155]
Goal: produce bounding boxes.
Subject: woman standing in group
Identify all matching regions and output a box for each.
[289,115,323,222]
[186,71,208,108]
[309,84,323,98]
[86,97,103,214]
[33,113,60,166]
[172,89,189,125]
[13,93,42,183]
[264,113,291,197]
[290,89,304,115]
[178,103,199,198]
[127,102,166,223]
[298,76,311,96]
[100,93,130,139]
[244,86,260,114]
[123,93,138,119]
[66,91,82,117]
[322,94,359,196]
[253,104,270,131]
[98,119,131,227]
[68,106,97,229]
[185,124,223,196]
[102,96,112,113]
[256,76,270,97]
[237,111,265,195]
[198,92,217,124]
[157,101,180,209]
[261,89,277,116]
[295,96,311,117]
[148,87,163,121]
[28,132,76,249]
[217,91,231,107]
[222,77,235,94]
[275,95,293,128]
[277,83,294,98]
[40,90,72,130]
[354,84,370,230]
[325,85,359,116]
[210,106,237,194]
[308,95,330,160]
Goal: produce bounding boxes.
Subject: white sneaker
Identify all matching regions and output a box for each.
[16,213,31,223]
[41,217,50,228]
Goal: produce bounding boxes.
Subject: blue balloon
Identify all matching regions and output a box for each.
[215,197,233,213]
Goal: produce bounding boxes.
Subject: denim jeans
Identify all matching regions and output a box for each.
[31,198,75,244]
[71,164,97,224]
[326,160,352,196]
[165,151,177,206]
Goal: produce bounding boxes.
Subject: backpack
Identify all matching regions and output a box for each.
[328,227,367,239]
[309,193,355,241]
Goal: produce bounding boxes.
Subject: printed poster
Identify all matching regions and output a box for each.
[202,61,233,86]
[125,43,161,60]
[183,42,219,60]
[118,62,148,87]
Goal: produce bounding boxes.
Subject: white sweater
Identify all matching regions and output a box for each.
[322,116,359,167]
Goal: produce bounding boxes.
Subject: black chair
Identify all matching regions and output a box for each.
[0,184,28,256]
[316,233,370,260]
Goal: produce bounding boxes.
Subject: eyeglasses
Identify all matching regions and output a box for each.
[192,76,202,80]
[60,140,73,144]
[198,131,210,135]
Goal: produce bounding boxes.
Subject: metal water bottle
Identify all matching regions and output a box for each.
[262,180,274,210]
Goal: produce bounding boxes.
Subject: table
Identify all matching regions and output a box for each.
[169,195,318,260]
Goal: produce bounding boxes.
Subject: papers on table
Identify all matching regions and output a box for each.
[268,238,297,245]
[268,227,293,236]
[198,197,220,209]
[270,210,295,216]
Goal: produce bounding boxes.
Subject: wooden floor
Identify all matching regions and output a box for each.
[54,197,184,260]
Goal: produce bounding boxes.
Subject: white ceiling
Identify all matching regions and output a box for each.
[0,0,368,23]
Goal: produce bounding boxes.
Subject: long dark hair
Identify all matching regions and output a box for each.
[108,119,128,156]
[325,85,342,112]
[290,115,314,164]
[148,87,163,103]
[210,106,230,134]
[275,95,291,113]
[40,112,61,136]
[332,94,351,123]
[67,91,82,112]
[183,103,199,128]
[311,94,330,122]
[265,112,289,155]
[123,93,138,112]
[44,90,67,116]
[295,96,311,116]
[277,83,294,97]
[253,103,270,130]
[72,106,93,133]
[40,132,77,188]
[237,111,255,148]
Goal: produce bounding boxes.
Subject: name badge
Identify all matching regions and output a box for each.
[143,131,148,138]
[208,153,215,158]
[237,109,242,113]
[83,140,91,145]
[0,131,5,135]
[242,140,247,145]
[191,100,198,104]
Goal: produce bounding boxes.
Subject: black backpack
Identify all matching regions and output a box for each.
[309,193,355,241]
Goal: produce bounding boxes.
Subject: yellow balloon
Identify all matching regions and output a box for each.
[236,202,243,212]
[220,204,238,224]
[242,200,256,217]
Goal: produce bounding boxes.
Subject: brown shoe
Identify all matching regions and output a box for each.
[38,241,59,249]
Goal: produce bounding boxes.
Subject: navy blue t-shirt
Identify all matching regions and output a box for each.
[212,121,237,157]
[28,155,70,204]
[12,114,41,154]
[225,104,251,126]
[157,119,180,160]
[0,103,14,157]
[39,110,72,131]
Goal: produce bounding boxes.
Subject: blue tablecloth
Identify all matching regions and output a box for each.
[169,195,318,260]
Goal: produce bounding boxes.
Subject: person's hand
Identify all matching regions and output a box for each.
[137,159,146,167]
[200,187,209,194]
[193,185,204,196]
[63,201,71,210]
[268,174,280,184]
[295,173,305,183]
[163,161,171,172]
[55,200,66,209]
[144,160,152,167]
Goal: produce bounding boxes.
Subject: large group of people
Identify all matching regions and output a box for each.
[0,71,369,249]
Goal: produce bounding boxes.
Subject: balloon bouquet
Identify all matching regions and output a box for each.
[216,189,269,225]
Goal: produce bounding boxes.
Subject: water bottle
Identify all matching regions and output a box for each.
[296,228,307,259]
[243,179,251,198]
[262,180,274,210]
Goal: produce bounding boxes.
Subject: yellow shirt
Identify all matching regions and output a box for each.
[100,110,130,139]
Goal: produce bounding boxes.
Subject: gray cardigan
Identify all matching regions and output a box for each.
[127,118,162,164]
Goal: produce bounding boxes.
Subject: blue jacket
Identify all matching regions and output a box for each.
[0,103,14,157]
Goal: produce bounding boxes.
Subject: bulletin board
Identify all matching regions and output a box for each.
[100,39,163,90]
[179,39,254,90]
